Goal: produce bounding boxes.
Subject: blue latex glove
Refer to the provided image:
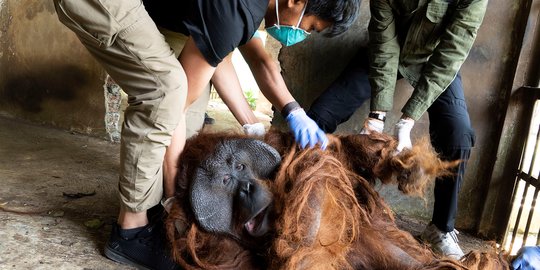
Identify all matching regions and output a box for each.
[513,246,540,270]
[286,109,328,149]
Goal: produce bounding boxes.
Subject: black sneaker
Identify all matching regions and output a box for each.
[147,203,166,224]
[104,223,180,270]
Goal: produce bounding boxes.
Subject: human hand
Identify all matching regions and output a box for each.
[243,122,266,136]
[512,246,540,270]
[394,118,415,152]
[359,118,385,135]
[286,109,328,149]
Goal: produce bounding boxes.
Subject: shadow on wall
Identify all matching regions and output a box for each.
[2,64,88,113]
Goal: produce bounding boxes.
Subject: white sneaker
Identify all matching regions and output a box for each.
[420,223,465,260]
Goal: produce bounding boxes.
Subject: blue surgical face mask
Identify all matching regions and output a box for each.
[266,0,310,47]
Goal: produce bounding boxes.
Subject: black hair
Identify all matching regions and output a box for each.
[305,0,361,37]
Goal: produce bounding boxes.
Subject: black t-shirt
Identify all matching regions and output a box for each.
[143,0,267,67]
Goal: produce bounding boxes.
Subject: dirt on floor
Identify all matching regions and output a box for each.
[0,105,495,270]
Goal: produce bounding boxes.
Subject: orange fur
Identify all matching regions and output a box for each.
[165,130,509,270]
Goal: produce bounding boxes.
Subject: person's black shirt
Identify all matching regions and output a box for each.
[143,0,267,67]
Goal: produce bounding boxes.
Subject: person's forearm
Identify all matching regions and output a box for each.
[247,57,295,112]
[239,37,327,148]
[212,54,258,125]
[239,39,295,113]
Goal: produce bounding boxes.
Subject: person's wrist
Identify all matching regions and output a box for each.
[281,101,301,118]
[362,117,385,134]
[396,118,415,130]
[368,112,386,122]
[400,114,414,122]
[242,122,265,136]
[285,107,305,122]
[398,118,415,126]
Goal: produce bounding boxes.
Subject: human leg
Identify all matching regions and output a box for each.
[54,1,184,268]
[158,28,210,198]
[431,149,471,232]
[163,88,210,198]
[157,27,209,138]
[307,50,371,133]
[422,73,475,259]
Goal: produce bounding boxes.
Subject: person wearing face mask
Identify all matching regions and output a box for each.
[266,0,311,46]
[52,0,360,269]
[201,1,313,140]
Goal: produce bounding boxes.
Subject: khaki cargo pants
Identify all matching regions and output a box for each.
[159,27,210,139]
[53,0,209,212]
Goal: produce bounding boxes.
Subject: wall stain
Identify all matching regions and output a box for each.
[24,1,47,20]
[3,65,89,113]
[468,46,491,63]
[0,2,10,37]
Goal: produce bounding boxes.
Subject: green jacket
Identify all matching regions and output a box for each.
[368,0,488,120]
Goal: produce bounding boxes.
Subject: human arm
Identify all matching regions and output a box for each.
[238,37,328,149]
[238,37,295,113]
[344,0,414,151]
[211,52,265,135]
[402,0,488,120]
[212,53,258,126]
[368,0,401,115]
[366,0,416,151]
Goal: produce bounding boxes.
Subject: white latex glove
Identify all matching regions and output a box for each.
[394,118,415,152]
[242,122,266,136]
[360,118,385,134]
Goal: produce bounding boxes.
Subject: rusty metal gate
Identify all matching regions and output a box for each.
[503,88,540,254]
[500,0,540,253]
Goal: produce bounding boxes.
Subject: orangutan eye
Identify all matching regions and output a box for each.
[222,175,231,185]
[235,163,245,171]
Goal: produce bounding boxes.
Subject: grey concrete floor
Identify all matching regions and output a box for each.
[0,115,130,270]
[0,108,495,270]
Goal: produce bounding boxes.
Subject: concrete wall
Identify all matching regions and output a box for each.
[0,0,107,136]
[479,0,540,239]
[0,0,532,237]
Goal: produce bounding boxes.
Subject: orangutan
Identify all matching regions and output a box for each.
[164,130,509,270]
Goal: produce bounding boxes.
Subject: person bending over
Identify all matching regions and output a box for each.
[53,0,360,269]
[307,0,487,260]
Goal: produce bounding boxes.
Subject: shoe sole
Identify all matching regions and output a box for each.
[104,244,152,270]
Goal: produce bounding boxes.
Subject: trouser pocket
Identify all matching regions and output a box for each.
[53,0,142,47]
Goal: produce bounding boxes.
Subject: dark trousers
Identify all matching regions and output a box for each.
[307,52,475,232]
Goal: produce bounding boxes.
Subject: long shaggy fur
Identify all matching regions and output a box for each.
[165,133,264,270]
[165,130,509,269]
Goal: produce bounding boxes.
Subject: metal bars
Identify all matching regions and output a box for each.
[504,99,540,254]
